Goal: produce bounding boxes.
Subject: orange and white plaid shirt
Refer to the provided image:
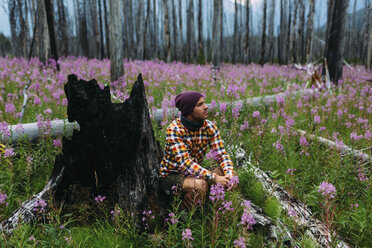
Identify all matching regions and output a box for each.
[160,118,234,181]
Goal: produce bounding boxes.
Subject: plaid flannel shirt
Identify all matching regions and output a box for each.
[160,118,234,181]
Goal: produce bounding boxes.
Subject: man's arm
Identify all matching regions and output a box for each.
[209,123,234,176]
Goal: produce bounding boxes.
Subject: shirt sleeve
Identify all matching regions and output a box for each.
[166,127,217,181]
[209,123,234,175]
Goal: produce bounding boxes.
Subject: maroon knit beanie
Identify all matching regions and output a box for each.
[175,91,203,116]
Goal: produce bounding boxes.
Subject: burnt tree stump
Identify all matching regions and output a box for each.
[1,74,166,231]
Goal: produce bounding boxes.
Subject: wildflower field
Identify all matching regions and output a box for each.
[0,57,371,247]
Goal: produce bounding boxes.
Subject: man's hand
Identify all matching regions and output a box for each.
[226,173,238,191]
[215,175,230,188]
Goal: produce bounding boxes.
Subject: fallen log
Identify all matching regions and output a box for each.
[298,130,371,164]
[238,150,352,248]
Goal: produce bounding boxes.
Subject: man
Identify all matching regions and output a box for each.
[159,91,236,204]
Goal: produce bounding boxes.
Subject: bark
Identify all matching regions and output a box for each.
[172,0,178,61]
[103,0,110,57]
[197,0,204,63]
[163,0,171,62]
[243,0,250,64]
[136,0,144,59]
[212,0,222,66]
[233,0,238,64]
[186,0,195,63]
[324,0,335,59]
[143,0,151,59]
[178,0,184,60]
[0,74,166,232]
[285,0,291,64]
[305,0,315,63]
[98,0,105,58]
[363,0,372,66]
[153,0,158,59]
[367,27,372,69]
[37,0,50,62]
[90,0,100,58]
[260,0,267,66]
[44,0,59,71]
[289,0,298,64]
[57,0,68,56]
[268,0,275,63]
[109,0,124,82]
[78,0,89,57]
[18,0,29,57]
[325,0,349,85]
[128,0,135,59]
[298,0,305,62]
[220,0,223,62]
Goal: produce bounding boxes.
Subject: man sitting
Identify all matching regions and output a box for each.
[159,91,237,206]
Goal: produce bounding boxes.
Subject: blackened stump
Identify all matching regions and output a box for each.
[0,74,166,231]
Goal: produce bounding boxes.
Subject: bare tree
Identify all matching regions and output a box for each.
[268,0,275,63]
[197,0,204,63]
[103,0,110,57]
[37,0,50,62]
[143,0,151,59]
[324,0,349,84]
[244,0,250,64]
[367,26,372,69]
[363,0,371,65]
[260,0,267,66]
[178,0,183,60]
[285,0,291,64]
[233,0,238,63]
[172,0,178,60]
[153,0,158,59]
[163,0,171,62]
[44,0,59,70]
[98,0,105,58]
[298,0,305,62]
[186,0,195,63]
[212,0,222,66]
[305,0,315,63]
[56,0,68,56]
[289,0,298,63]
[108,0,124,82]
[136,0,144,59]
[89,0,100,58]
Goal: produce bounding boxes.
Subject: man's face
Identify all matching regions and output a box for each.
[188,97,208,122]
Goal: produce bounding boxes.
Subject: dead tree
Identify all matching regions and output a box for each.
[163,0,171,62]
[260,0,267,66]
[109,0,124,81]
[324,0,349,85]
[44,0,59,71]
[243,0,250,64]
[0,74,166,232]
[305,0,315,63]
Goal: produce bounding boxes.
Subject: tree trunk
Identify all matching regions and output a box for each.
[136,0,144,60]
[367,26,372,70]
[143,0,151,59]
[197,0,204,64]
[90,0,100,58]
[233,0,238,64]
[220,0,223,62]
[324,0,349,85]
[37,0,50,62]
[0,74,166,232]
[324,0,335,59]
[163,0,171,62]
[285,0,291,64]
[244,0,250,64]
[305,0,315,63]
[260,0,267,66]
[363,0,372,66]
[44,0,59,71]
[289,0,298,64]
[153,0,158,59]
[268,0,275,63]
[103,0,110,58]
[298,0,305,63]
[57,0,69,56]
[172,0,178,61]
[108,0,124,82]
[98,0,105,58]
[212,0,222,66]
[186,0,195,63]
[78,0,90,57]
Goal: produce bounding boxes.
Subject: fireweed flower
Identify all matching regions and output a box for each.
[314,115,321,124]
[209,183,225,202]
[286,168,296,176]
[220,103,227,113]
[206,150,219,161]
[5,102,16,114]
[240,210,256,230]
[228,175,239,188]
[299,136,309,147]
[240,121,249,131]
[273,140,285,155]
[223,201,234,212]
[53,139,62,148]
[167,212,179,224]
[43,108,52,115]
[252,111,260,118]
[94,195,106,203]
[33,199,47,212]
[4,148,14,158]
[0,192,7,204]
[318,182,336,199]
[234,236,246,248]
[182,228,194,240]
